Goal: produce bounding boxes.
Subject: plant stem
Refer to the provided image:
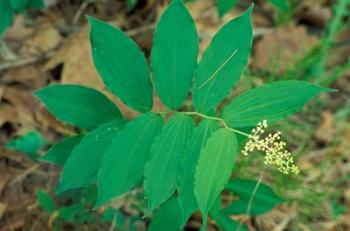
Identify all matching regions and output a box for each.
[179,111,251,137]
[236,167,266,231]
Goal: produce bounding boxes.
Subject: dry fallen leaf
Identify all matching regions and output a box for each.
[1,65,46,89]
[0,104,19,127]
[4,15,34,43]
[19,21,62,56]
[315,111,335,144]
[335,128,350,156]
[0,87,39,134]
[254,24,318,73]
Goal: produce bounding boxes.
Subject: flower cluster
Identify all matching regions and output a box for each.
[242,120,300,175]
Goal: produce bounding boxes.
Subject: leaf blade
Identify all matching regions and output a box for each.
[35,84,122,129]
[151,0,198,109]
[56,119,126,193]
[177,119,219,225]
[193,6,253,114]
[0,0,14,36]
[148,197,183,231]
[144,114,193,214]
[223,81,335,128]
[96,112,163,207]
[194,129,238,224]
[216,0,238,17]
[41,135,83,166]
[88,16,153,112]
[222,179,283,215]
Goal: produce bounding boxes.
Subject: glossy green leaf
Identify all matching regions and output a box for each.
[209,195,248,231]
[36,190,56,214]
[193,6,253,114]
[144,114,193,214]
[35,84,122,130]
[194,129,238,227]
[88,16,153,112]
[151,0,198,110]
[269,0,289,12]
[216,0,238,17]
[148,197,183,231]
[127,0,138,11]
[0,0,14,35]
[56,119,126,194]
[9,0,27,12]
[214,214,247,231]
[6,131,46,158]
[41,135,83,166]
[222,179,283,215]
[96,113,163,207]
[177,119,219,225]
[29,0,45,8]
[223,81,335,128]
[9,0,44,12]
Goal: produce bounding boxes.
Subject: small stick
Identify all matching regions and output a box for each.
[0,49,56,71]
[236,167,266,231]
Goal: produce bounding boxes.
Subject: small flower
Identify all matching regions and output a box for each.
[242,120,300,175]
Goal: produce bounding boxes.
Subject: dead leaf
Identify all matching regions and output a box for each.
[0,104,19,127]
[1,65,46,89]
[4,15,34,43]
[19,22,61,56]
[254,24,318,73]
[1,87,39,134]
[296,3,331,28]
[315,111,335,144]
[335,128,350,156]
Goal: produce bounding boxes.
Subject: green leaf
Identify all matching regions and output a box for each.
[36,190,56,214]
[194,129,238,227]
[35,84,122,130]
[57,203,92,223]
[6,131,46,158]
[209,195,248,231]
[9,0,27,12]
[29,0,45,9]
[223,81,335,128]
[148,197,183,231]
[96,113,163,207]
[88,16,153,112]
[193,6,253,114]
[151,0,198,110]
[177,119,219,225]
[144,114,193,214]
[56,119,126,194]
[0,0,14,36]
[127,0,138,11]
[216,0,238,17]
[222,179,283,215]
[269,0,289,12]
[41,135,83,166]
[214,213,247,231]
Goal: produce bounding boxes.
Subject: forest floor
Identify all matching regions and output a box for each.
[0,0,349,230]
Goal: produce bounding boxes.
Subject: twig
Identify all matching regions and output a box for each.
[272,203,297,231]
[9,164,40,186]
[126,23,156,37]
[0,49,56,72]
[236,167,266,231]
[72,0,105,25]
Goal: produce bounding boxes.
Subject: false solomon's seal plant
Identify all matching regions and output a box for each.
[34,0,334,230]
